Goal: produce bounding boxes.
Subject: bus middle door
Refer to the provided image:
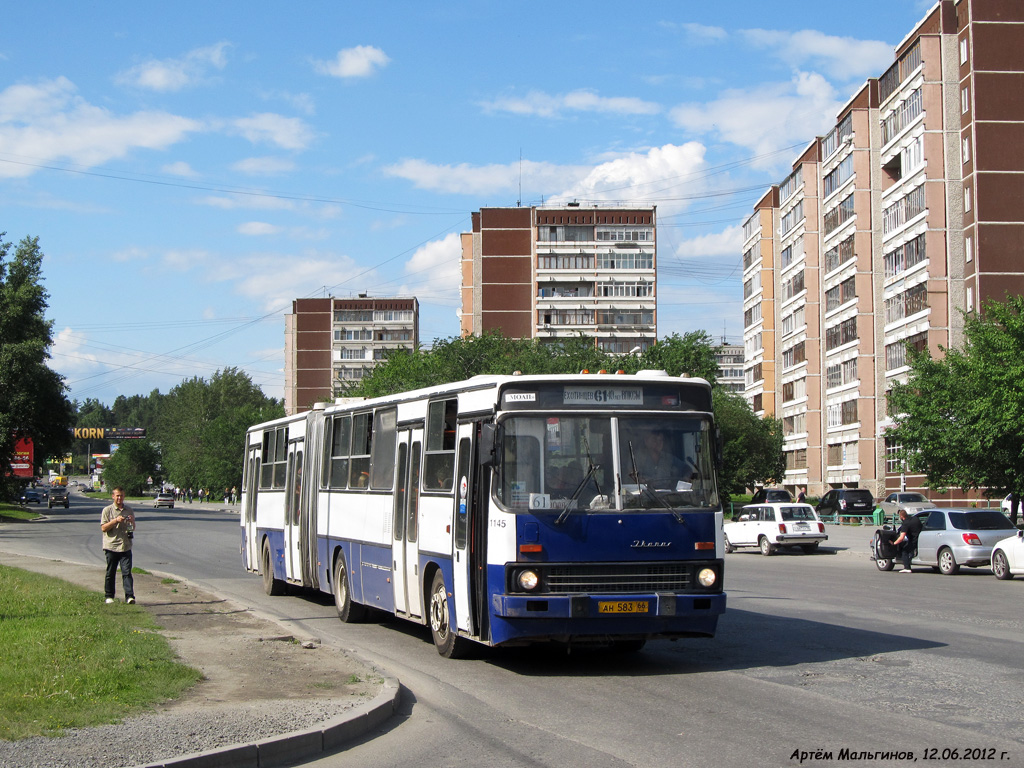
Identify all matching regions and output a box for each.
[284,440,304,583]
[243,444,260,571]
[392,427,424,619]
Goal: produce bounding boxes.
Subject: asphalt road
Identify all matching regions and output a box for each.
[3,492,1022,768]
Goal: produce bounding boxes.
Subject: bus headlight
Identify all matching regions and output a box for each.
[517,569,540,591]
[697,568,717,587]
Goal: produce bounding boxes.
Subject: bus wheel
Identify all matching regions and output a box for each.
[429,570,468,659]
[333,552,367,623]
[261,540,285,596]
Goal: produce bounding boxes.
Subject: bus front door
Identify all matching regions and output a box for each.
[392,427,424,619]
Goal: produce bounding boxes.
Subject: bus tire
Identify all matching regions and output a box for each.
[333,552,367,623]
[261,540,285,596]
[429,570,469,659]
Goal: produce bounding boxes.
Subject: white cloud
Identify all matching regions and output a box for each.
[401,233,462,305]
[673,226,743,258]
[0,78,202,177]
[384,157,589,196]
[549,143,708,206]
[313,45,390,78]
[231,113,315,150]
[238,221,282,236]
[198,194,297,211]
[232,156,296,175]
[659,21,728,43]
[480,89,660,118]
[161,161,199,177]
[229,252,362,312]
[741,29,893,82]
[117,43,231,92]
[671,71,840,162]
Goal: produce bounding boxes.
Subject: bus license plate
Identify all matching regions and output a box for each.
[598,600,650,614]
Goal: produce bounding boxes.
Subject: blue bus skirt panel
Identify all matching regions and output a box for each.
[258,528,286,581]
[317,536,396,614]
[488,589,726,645]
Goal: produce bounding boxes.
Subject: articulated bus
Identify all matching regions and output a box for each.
[241,371,726,657]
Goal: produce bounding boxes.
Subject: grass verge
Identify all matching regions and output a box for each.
[0,565,203,740]
[0,503,40,522]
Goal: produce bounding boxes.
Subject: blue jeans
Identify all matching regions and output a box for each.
[104,549,134,600]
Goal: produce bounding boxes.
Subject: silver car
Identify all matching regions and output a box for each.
[874,508,1017,574]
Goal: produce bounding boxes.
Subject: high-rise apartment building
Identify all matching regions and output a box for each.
[460,205,657,353]
[715,343,746,394]
[742,0,1024,500]
[284,296,418,414]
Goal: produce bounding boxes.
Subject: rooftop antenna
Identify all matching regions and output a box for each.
[517,149,522,208]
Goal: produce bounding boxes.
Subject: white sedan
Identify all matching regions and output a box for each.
[991,529,1024,580]
[724,503,828,555]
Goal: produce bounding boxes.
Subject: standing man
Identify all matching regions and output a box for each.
[100,487,136,604]
[892,508,924,573]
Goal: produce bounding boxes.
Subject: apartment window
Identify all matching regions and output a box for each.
[781,201,804,236]
[826,276,857,312]
[782,341,806,369]
[960,37,968,65]
[826,358,858,389]
[782,307,804,337]
[962,137,970,164]
[823,194,855,235]
[966,286,975,313]
[596,251,654,270]
[744,303,762,328]
[782,270,805,301]
[823,155,853,198]
[752,363,763,383]
[826,400,858,428]
[964,186,972,213]
[966,235,973,263]
[752,393,763,412]
[783,413,806,436]
[785,448,808,470]
[743,272,761,299]
[824,235,855,274]
[825,317,857,351]
[961,86,970,114]
[745,332,762,357]
[884,233,927,278]
[885,331,928,371]
[779,167,802,204]
[885,439,903,473]
[782,378,806,403]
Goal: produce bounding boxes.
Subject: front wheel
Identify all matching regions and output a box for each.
[759,536,775,556]
[938,547,960,575]
[992,550,1013,580]
[261,540,285,596]
[333,552,367,622]
[429,570,469,658]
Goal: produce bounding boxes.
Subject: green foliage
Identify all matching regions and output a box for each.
[713,388,786,498]
[101,440,161,496]
[0,565,201,739]
[886,295,1024,522]
[156,367,283,493]
[0,233,74,499]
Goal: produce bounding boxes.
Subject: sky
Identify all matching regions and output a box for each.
[1,1,934,408]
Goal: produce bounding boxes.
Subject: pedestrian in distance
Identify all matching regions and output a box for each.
[100,486,137,604]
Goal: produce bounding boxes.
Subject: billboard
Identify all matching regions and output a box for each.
[11,438,34,478]
[71,427,146,440]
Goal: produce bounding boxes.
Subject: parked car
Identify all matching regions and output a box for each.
[18,488,44,504]
[816,488,875,519]
[1000,494,1023,516]
[879,492,932,519]
[871,508,1016,574]
[47,487,70,508]
[724,503,828,555]
[154,492,175,509]
[990,529,1024,580]
[750,487,793,504]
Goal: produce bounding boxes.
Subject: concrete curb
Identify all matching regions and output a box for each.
[137,679,402,768]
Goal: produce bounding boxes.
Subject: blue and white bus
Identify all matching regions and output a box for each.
[241,371,726,657]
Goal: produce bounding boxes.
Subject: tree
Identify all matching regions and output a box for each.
[0,233,74,499]
[886,295,1024,524]
[713,390,786,499]
[101,440,160,496]
[156,368,283,495]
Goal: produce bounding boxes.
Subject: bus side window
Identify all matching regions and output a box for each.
[350,413,372,489]
[424,399,457,491]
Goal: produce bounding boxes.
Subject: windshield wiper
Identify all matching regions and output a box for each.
[627,440,685,524]
[555,435,603,525]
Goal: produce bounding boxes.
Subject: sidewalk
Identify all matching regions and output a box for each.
[0,549,400,768]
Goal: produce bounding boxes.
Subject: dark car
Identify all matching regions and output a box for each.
[47,487,70,509]
[816,488,875,519]
[750,487,793,505]
[19,488,44,504]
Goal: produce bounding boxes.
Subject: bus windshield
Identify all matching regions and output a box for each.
[496,414,719,513]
